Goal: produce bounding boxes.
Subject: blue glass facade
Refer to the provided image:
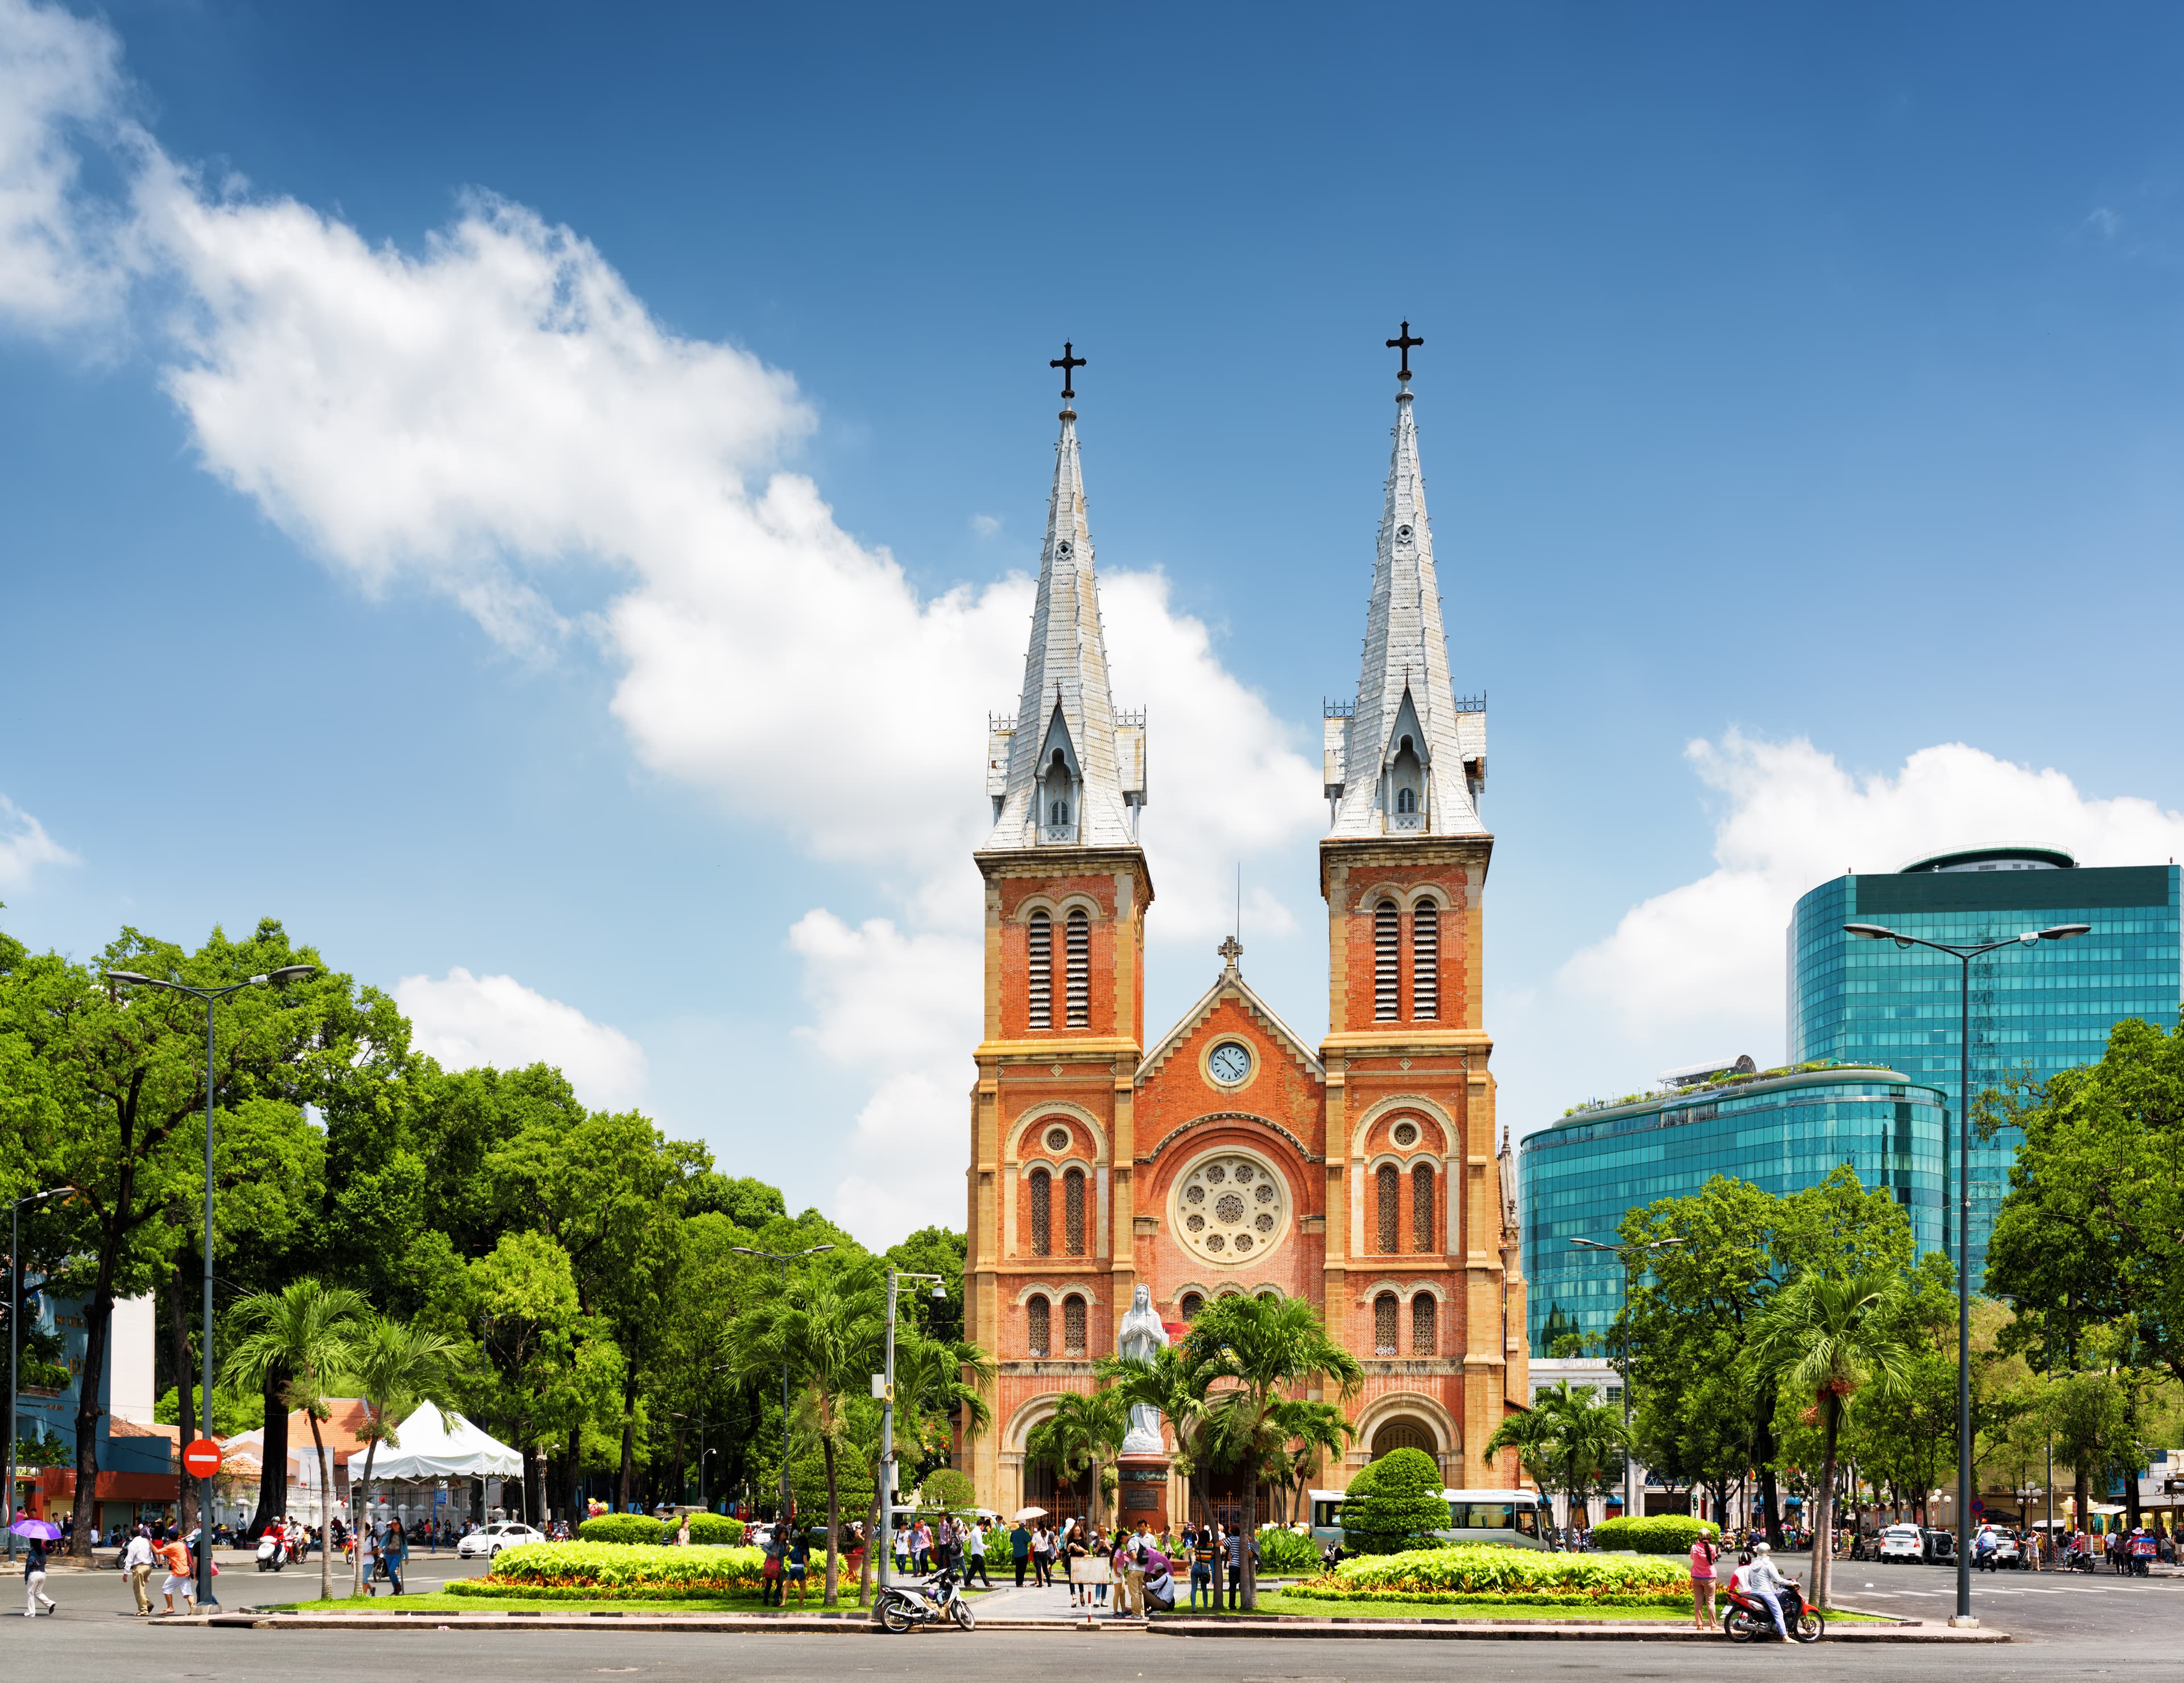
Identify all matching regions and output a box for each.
[1521,1069,1946,1356]
[1788,860,2181,1287]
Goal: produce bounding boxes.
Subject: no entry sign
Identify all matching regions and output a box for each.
[183,1438,221,1478]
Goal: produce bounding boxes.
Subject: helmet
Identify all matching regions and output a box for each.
[1752,1541,1772,1555]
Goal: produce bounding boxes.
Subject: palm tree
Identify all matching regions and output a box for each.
[1097,1339,1215,1522]
[1189,1294,1363,1609]
[1483,1396,1561,1511]
[344,1316,465,1598]
[1277,1400,1356,1523]
[853,1330,994,1606]
[726,1257,886,1606]
[1487,1380,1628,1532]
[1745,1271,1911,1609]
[225,1279,371,1603]
[1026,1388,1128,1527]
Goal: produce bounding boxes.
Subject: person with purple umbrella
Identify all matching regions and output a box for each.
[11,1518,62,1617]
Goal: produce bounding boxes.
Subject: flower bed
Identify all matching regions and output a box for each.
[446,1540,770,1599]
[1288,1544,1689,1607]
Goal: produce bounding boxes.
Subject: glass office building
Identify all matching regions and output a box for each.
[1521,1067,1946,1355]
[1788,849,2181,1288]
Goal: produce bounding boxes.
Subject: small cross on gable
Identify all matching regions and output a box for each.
[1217,935,1243,971]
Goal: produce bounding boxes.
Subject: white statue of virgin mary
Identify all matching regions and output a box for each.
[1116,1284,1172,1455]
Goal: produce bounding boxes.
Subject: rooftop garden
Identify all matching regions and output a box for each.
[1557,1060,1899,1118]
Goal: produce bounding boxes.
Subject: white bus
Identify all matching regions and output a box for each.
[1307,1486,1548,1552]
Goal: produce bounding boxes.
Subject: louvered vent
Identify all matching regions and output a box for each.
[1065,909,1090,1027]
[1412,899,1439,1020]
[1028,912,1052,1028]
[1374,900,1400,1020]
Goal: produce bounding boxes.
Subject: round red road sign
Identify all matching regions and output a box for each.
[183,1438,221,1478]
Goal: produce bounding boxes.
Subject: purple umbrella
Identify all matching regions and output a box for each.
[9,1519,62,1541]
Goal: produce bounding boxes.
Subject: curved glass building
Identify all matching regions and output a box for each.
[1788,848,2181,1287]
[1521,1067,1945,1355]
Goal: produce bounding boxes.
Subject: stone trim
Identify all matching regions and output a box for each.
[1139,1110,1318,1166]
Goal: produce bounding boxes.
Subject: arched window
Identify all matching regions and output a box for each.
[1029,1168,1052,1256]
[1065,909,1090,1027]
[1062,1293,1088,1359]
[1412,899,1439,1020]
[1063,1165,1086,1256]
[1027,911,1052,1029]
[1412,1164,1436,1254]
[1050,798,1070,826]
[1027,1295,1050,1358]
[1179,1292,1203,1322]
[1374,1292,1398,1357]
[1376,1163,1399,1254]
[1395,787,1416,814]
[1412,1293,1437,1355]
[1374,900,1400,1021]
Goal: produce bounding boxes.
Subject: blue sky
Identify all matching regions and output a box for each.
[5,0,2183,1243]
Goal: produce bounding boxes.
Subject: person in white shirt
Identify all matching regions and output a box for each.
[1729,1543,1791,1640]
[124,1528,156,1616]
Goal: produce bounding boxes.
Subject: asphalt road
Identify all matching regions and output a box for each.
[6,1551,2183,1679]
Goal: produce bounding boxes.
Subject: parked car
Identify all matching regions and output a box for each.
[1922,1528,1958,1565]
[1877,1523,1925,1562]
[457,1521,545,1559]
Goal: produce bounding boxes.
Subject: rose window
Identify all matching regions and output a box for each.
[1046,1126,1071,1152]
[1171,1151,1290,1266]
[1393,1120,1418,1148]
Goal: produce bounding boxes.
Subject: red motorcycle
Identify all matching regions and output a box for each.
[1721,1575,1825,1642]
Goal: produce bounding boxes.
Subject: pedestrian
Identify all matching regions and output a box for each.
[23,1533,56,1617]
[1190,1526,1215,1609]
[1064,1523,1089,1607]
[158,1528,196,1615]
[125,1525,156,1617]
[787,1529,810,1606]
[1032,1523,1052,1588]
[1110,1532,1136,1617]
[383,1519,408,1595]
[1089,1526,1108,1607]
[760,1525,785,1607]
[1010,1517,1032,1587]
[1688,1528,1719,1631]
[913,1516,932,1574]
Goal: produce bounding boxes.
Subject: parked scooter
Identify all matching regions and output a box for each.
[876,1566,974,1633]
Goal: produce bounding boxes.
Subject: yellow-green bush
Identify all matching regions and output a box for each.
[1589,1514,1718,1556]
[576,1515,665,1545]
[1290,1544,1688,1606]
[467,1540,768,1594]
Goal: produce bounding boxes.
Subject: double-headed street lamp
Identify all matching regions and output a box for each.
[874,1267,946,1595]
[1569,1235,1685,1522]
[106,962,316,1604]
[1842,919,2087,1627]
[6,1187,68,1561]
[729,1244,835,1527]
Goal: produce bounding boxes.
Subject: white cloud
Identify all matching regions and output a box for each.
[395,967,648,1111]
[0,793,76,891]
[1558,730,2184,1051]
[0,0,131,332]
[969,512,1000,537]
[0,0,1327,1242]
[2084,206,2124,240]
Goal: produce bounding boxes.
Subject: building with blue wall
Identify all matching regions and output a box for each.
[1788,847,2181,1287]
[1521,1065,1946,1355]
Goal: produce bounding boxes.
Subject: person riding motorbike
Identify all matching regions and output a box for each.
[1729,1541,1794,1640]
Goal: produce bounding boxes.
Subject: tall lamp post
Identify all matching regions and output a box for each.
[729,1244,835,1527]
[874,1267,946,1597]
[6,1188,68,1560]
[106,962,316,1605]
[1843,919,2088,1627]
[1570,1235,1684,1523]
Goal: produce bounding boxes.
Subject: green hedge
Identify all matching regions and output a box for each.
[484,1540,767,1591]
[1588,1515,1718,1556]
[576,1515,665,1545]
[1341,1448,1451,1554]
[1256,1525,1321,1574]
[1290,1544,1688,1606]
[446,1579,764,1602]
[682,1514,744,1545]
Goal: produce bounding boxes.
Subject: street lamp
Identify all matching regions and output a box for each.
[874,1268,948,1597]
[6,1188,68,1561]
[729,1244,835,1529]
[668,1411,709,1511]
[106,962,316,1603]
[1569,1236,1685,1523]
[1843,919,2087,1626]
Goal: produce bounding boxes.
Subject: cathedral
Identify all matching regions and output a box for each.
[962,338,1528,1524]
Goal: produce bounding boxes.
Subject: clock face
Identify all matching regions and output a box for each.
[1207,1041,1251,1086]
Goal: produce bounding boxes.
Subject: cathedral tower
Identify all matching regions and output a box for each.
[1317,328,1524,1481]
[966,352,1151,1510]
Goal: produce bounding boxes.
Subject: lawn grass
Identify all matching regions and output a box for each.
[1181,1592,1889,1624]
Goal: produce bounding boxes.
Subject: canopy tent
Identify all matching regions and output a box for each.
[344,1406,522,1482]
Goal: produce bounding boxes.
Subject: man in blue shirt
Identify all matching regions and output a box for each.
[1010,1521,1033,1587]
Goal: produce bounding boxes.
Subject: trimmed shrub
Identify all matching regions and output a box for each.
[482,1540,765,1592]
[1341,1448,1450,1555]
[1588,1514,1718,1556]
[1290,1543,1688,1607]
[577,1514,666,1545]
[1256,1524,1321,1574]
[919,1469,977,1511]
[682,1513,743,1546]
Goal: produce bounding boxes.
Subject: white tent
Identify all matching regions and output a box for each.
[344,1406,523,1482]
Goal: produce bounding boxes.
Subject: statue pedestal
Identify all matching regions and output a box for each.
[1116,1454,1171,1532]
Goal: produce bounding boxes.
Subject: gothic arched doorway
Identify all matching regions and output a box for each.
[1371,1416,1438,1459]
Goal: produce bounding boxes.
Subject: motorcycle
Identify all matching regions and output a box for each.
[1720,1576,1823,1643]
[876,1566,975,1633]
[255,1534,287,1573]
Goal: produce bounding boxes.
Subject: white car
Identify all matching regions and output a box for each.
[457,1521,545,1560]
[1877,1523,1925,1562]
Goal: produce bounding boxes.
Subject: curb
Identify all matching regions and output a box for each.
[1144,1616,2009,1642]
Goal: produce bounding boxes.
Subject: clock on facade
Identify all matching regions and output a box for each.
[1207,1041,1252,1086]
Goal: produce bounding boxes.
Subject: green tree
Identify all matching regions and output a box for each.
[1097,1340,1215,1523]
[1027,1388,1128,1527]
[1744,1271,1912,1607]
[1488,1380,1628,1525]
[1186,1293,1363,1609]
[1277,1400,1356,1524]
[1339,1446,1448,1553]
[225,1279,371,1603]
[345,1316,465,1596]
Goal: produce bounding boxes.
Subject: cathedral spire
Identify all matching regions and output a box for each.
[983,349,1145,850]
[1326,329,1487,838]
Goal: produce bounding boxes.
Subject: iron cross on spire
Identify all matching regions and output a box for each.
[1051,341,1086,401]
[1386,320,1423,380]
